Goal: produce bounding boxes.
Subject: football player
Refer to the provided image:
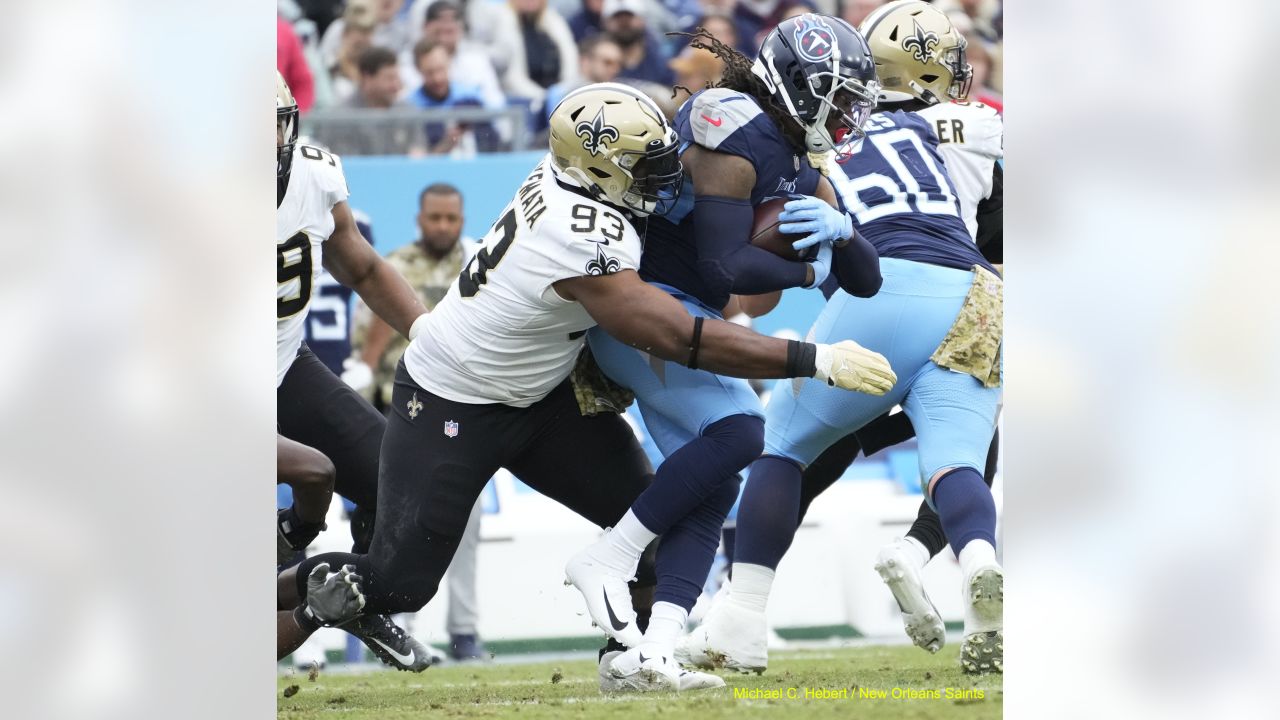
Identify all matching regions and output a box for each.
[284,83,896,690]
[276,71,436,668]
[680,6,1004,674]
[790,0,1004,657]
[574,13,887,688]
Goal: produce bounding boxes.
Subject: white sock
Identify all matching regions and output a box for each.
[958,539,997,580]
[638,601,688,659]
[726,563,775,613]
[596,510,657,573]
[902,536,931,568]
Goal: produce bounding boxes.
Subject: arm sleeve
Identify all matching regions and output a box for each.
[693,195,810,298]
[975,163,1003,264]
[830,229,882,298]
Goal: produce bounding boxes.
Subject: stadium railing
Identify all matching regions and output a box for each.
[302,106,533,157]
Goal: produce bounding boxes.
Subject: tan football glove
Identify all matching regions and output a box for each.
[813,340,896,395]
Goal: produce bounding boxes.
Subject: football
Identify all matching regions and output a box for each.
[751,197,817,262]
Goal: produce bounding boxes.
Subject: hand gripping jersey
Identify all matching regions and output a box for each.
[641,88,825,310]
[828,109,994,274]
[913,100,1003,241]
[277,144,349,387]
[404,157,643,407]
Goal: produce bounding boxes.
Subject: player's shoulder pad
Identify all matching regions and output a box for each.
[916,101,1003,157]
[541,194,642,277]
[297,144,350,206]
[686,88,766,151]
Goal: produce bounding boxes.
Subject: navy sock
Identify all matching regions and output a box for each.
[733,456,804,570]
[721,526,737,569]
[931,466,997,557]
[654,476,741,610]
[631,414,763,534]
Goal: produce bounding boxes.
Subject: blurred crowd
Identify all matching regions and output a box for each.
[278,0,1002,156]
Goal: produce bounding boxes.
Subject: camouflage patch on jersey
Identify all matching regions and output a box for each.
[930,265,1002,388]
[570,347,634,416]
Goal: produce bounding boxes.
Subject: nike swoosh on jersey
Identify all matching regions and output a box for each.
[701,114,722,127]
[602,590,629,631]
[370,637,416,665]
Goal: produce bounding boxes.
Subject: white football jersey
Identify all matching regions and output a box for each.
[276,144,349,387]
[914,100,1003,240]
[404,156,643,407]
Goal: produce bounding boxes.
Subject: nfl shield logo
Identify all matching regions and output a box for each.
[443,420,459,438]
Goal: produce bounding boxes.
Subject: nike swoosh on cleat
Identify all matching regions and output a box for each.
[602,590,628,632]
[638,651,650,663]
[369,637,416,666]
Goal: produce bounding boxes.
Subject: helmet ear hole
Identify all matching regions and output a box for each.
[919,74,938,83]
[587,167,611,179]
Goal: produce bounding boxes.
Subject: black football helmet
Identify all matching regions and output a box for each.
[751,14,880,158]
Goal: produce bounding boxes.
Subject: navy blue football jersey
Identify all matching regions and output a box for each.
[303,210,374,374]
[831,110,994,274]
[640,88,824,310]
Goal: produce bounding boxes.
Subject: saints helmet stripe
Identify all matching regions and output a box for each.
[557,82,665,126]
[859,0,907,38]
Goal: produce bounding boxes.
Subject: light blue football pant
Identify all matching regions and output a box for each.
[586,283,763,458]
[764,258,1001,497]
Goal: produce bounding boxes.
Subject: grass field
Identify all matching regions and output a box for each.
[277,644,1002,719]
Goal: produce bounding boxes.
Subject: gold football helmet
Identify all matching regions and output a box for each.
[548,82,683,216]
[277,71,299,205]
[859,1,972,105]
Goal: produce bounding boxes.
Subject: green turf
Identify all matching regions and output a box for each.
[277,644,1002,719]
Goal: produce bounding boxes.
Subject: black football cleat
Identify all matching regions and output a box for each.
[338,614,435,672]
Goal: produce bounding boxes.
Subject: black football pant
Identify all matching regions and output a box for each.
[299,361,656,615]
[277,344,383,552]
[797,412,1000,559]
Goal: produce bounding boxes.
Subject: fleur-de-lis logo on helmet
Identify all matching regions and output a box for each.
[575,107,620,157]
[902,18,940,63]
[585,244,622,276]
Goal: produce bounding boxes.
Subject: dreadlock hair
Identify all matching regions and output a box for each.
[668,28,808,152]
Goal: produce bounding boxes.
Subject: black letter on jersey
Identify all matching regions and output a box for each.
[459,209,518,297]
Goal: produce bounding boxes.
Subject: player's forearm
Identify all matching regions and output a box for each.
[277,610,314,660]
[830,232,882,298]
[694,196,810,296]
[691,319,814,379]
[351,262,427,339]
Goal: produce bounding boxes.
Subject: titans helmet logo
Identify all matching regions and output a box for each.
[575,108,620,157]
[902,18,940,63]
[793,15,835,63]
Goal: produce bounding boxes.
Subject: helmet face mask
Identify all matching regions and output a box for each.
[751,14,880,159]
[548,82,684,217]
[277,72,299,205]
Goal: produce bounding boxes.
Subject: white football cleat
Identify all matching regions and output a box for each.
[605,648,679,692]
[564,535,643,648]
[676,666,726,691]
[875,539,945,653]
[960,564,1003,674]
[675,600,768,674]
[598,650,625,693]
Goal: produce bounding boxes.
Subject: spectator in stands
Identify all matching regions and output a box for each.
[669,46,723,104]
[408,1,506,111]
[734,0,813,53]
[321,0,414,69]
[491,0,579,116]
[567,0,605,43]
[692,11,738,50]
[603,0,674,86]
[279,15,316,114]
[344,46,407,108]
[841,0,890,29]
[410,40,501,155]
[326,7,378,105]
[544,33,623,121]
[962,32,1003,113]
[935,0,1002,43]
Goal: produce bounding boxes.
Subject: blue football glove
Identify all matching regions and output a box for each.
[778,196,853,251]
[804,240,833,289]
